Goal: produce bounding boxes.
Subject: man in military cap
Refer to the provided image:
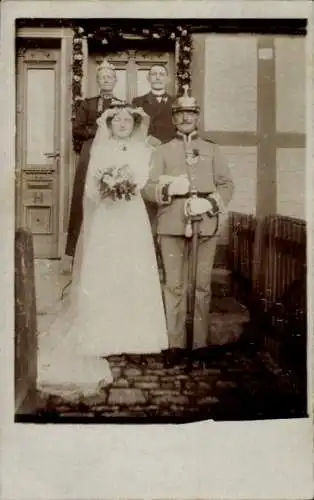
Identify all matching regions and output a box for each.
[143,87,234,365]
[65,59,123,266]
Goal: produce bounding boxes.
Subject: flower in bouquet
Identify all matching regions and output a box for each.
[98,164,137,201]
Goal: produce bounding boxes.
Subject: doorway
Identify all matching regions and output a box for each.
[16,31,73,260]
[16,42,62,258]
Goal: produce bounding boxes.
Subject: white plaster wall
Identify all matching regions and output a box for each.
[276,148,306,220]
[220,146,258,215]
[203,35,258,132]
[275,37,306,134]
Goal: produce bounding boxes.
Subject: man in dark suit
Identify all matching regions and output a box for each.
[132,64,176,146]
[132,65,176,266]
[65,60,123,266]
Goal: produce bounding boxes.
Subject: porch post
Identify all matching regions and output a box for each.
[59,29,74,255]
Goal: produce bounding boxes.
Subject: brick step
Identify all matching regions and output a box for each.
[209,296,250,346]
[211,267,232,297]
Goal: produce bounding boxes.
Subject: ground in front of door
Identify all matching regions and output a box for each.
[24,347,306,424]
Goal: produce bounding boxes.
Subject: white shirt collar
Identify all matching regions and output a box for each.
[151,89,167,97]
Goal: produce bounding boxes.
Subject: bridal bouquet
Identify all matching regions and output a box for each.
[98,164,137,201]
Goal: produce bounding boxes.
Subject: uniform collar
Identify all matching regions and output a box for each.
[175,130,199,143]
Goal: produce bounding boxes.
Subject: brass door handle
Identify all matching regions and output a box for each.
[44,152,60,159]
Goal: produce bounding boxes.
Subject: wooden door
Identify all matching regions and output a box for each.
[86,49,175,101]
[16,47,61,258]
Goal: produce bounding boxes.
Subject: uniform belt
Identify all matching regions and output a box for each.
[172,192,211,199]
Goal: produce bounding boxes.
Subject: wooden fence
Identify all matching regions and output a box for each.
[258,215,306,310]
[228,212,307,375]
[228,211,257,297]
[15,228,38,414]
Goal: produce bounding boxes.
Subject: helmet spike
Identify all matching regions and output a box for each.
[172,86,200,114]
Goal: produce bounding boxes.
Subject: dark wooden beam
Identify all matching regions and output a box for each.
[256,36,277,217]
[16,19,307,37]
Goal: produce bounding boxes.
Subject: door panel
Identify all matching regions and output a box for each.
[26,68,57,166]
[136,67,152,96]
[16,48,61,258]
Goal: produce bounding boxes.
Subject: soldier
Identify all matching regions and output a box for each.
[65,59,123,267]
[142,88,235,366]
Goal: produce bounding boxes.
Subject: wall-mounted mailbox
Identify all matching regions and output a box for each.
[22,170,55,236]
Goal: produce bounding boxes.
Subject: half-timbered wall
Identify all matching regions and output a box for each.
[191,33,306,228]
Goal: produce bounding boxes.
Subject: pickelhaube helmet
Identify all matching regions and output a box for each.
[172,85,200,114]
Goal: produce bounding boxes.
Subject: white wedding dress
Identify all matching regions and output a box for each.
[37,112,168,398]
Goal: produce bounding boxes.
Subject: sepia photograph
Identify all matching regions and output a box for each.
[12,15,309,425]
[1,1,313,499]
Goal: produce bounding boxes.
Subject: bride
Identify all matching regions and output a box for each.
[37,103,168,397]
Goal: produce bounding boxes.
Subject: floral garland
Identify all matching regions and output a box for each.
[72,27,85,153]
[71,24,192,152]
[176,26,193,90]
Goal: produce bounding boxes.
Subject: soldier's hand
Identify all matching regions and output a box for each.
[168,175,190,196]
[188,197,212,216]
